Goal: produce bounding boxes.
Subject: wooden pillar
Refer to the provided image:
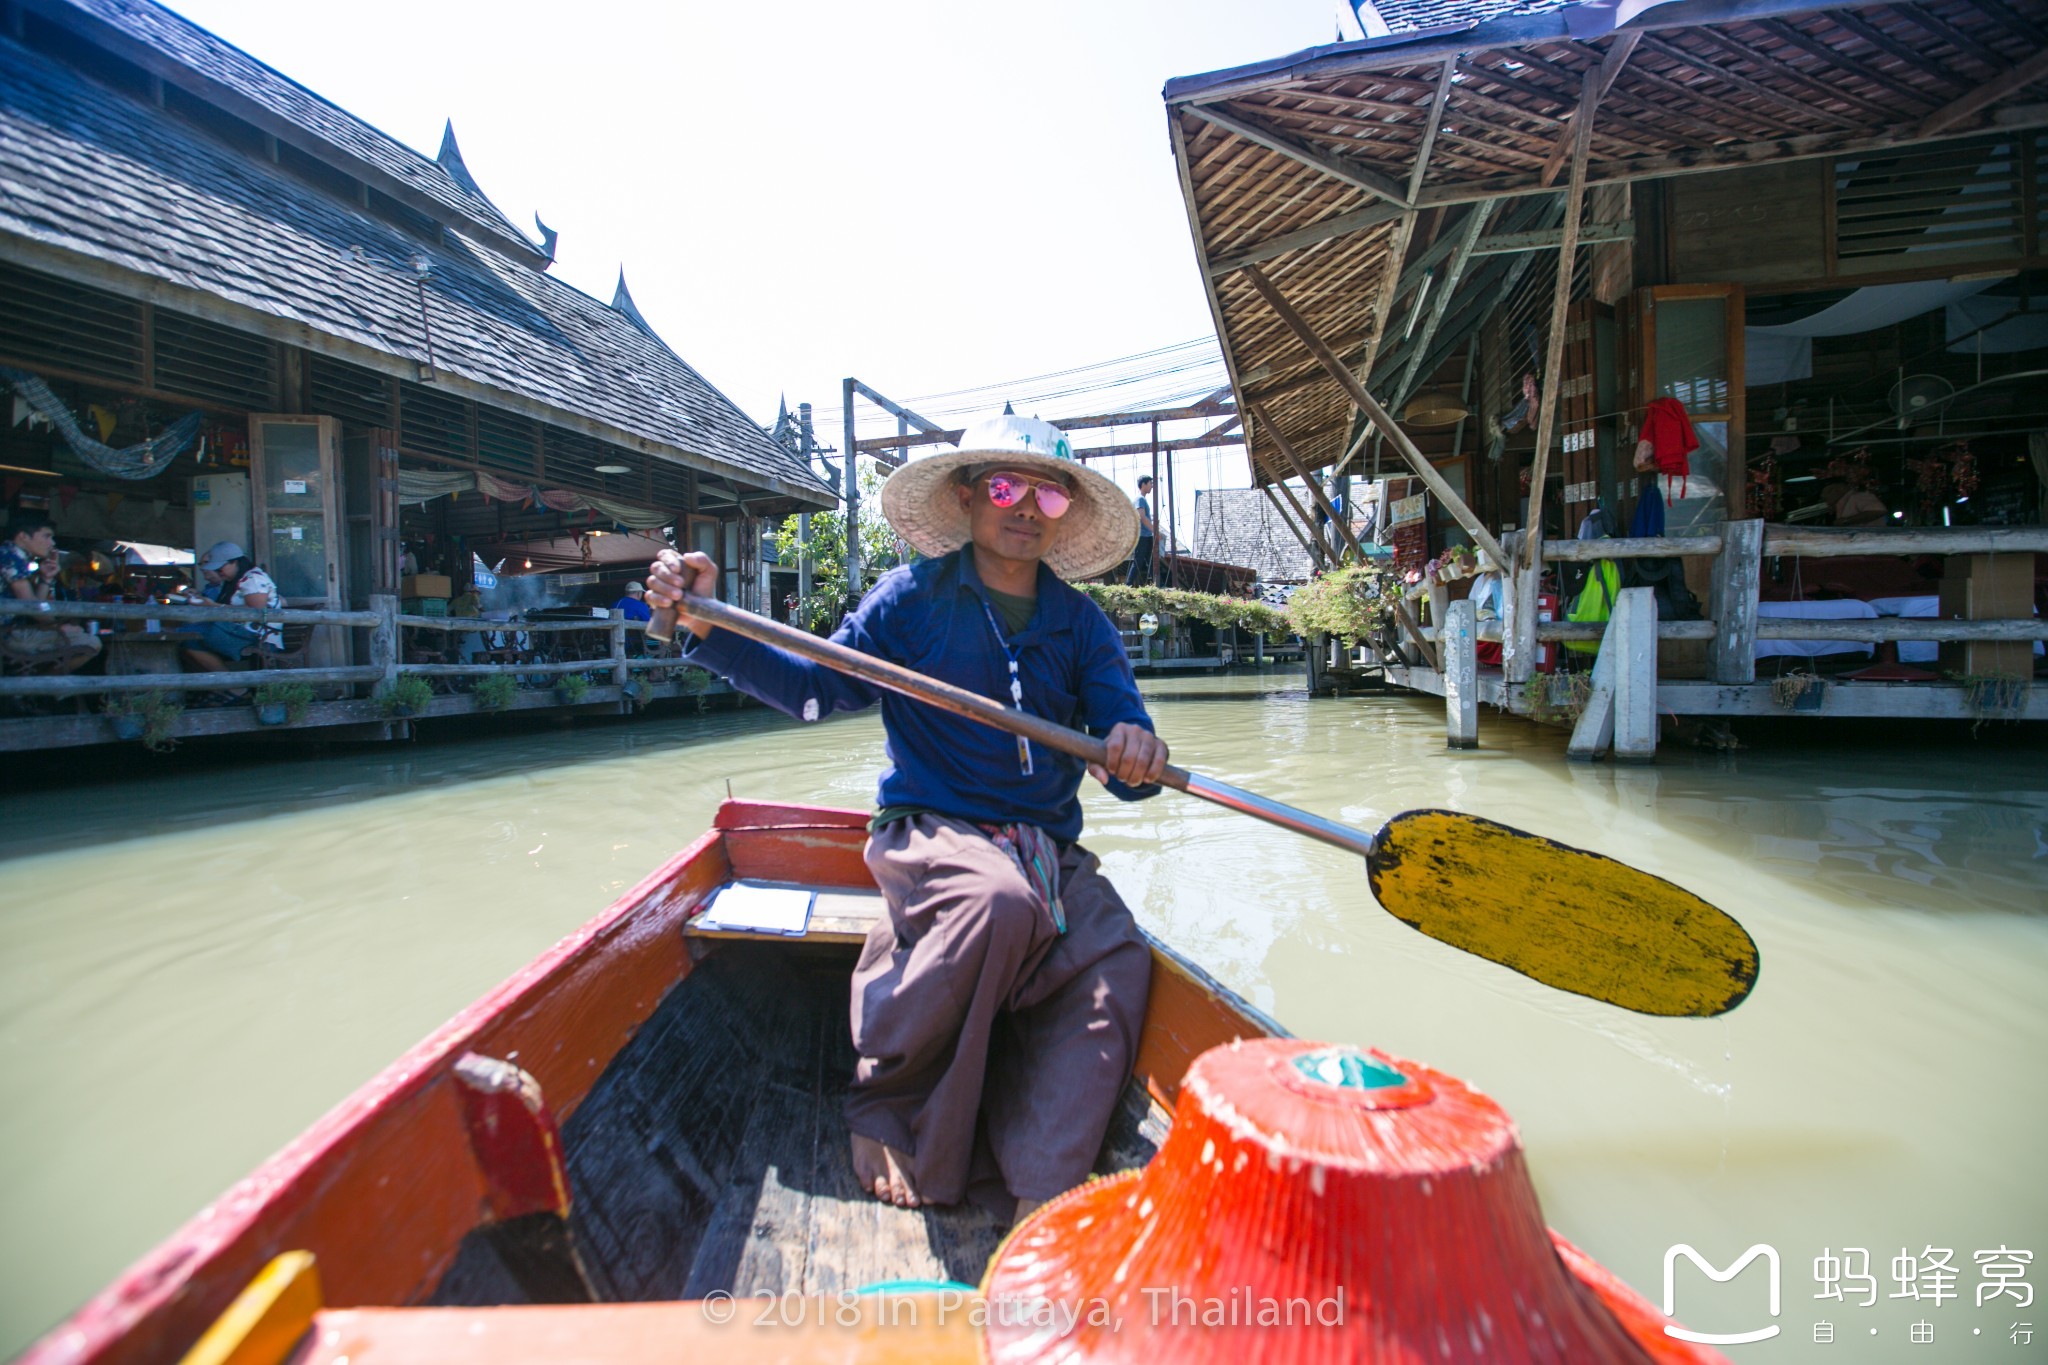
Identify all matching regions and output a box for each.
[1444,596,1478,749]
[1612,585,1658,763]
[1567,635,1618,761]
[797,402,815,605]
[1709,518,1763,684]
[370,594,399,695]
[842,378,860,593]
[609,616,628,688]
[1503,536,1540,685]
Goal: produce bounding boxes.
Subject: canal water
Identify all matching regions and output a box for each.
[2,674,2044,1359]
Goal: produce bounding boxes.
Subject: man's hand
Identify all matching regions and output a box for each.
[645,550,720,640]
[1089,722,1168,789]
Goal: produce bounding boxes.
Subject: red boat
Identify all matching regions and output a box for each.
[27,801,1723,1364]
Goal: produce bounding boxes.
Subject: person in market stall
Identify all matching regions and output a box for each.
[645,411,1164,1227]
[1,510,101,672]
[179,540,282,678]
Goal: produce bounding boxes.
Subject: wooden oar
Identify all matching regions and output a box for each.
[650,596,1758,1018]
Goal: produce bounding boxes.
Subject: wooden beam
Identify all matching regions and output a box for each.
[1632,32,1863,131]
[848,380,947,436]
[1266,476,1335,567]
[1240,265,1508,571]
[1471,220,1633,254]
[1540,32,1638,187]
[1208,205,1405,275]
[1826,12,1972,96]
[1253,400,1370,562]
[1392,203,1493,409]
[1521,66,1599,568]
[1408,61,1457,203]
[1753,16,1938,111]
[1393,597,1442,671]
[1919,46,2048,135]
[1260,482,1325,567]
[1359,212,1419,383]
[1186,104,1413,208]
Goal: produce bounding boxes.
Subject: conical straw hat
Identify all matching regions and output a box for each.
[878,411,1138,580]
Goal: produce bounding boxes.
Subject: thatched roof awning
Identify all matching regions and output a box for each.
[1165,0,2048,482]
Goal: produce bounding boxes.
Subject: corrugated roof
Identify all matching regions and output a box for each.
[0,31,832,504]
[40,0,545,262]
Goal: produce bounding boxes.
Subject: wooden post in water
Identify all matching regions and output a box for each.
[609,616,628,688]
[1710,518,1764,684]
[371,594,399,696]
[1612,586,1658,762]
[1444,597,1478,749]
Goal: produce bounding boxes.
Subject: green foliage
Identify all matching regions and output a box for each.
[377,675,434,717]
[472,673,519,712]
[554,673,592,704]
[1075,583,1293,637]
[771,465,906,631]
[103,689,183,751]
[1284,563,1404,643]
[623,677,655,709]
[252,680,314,724]
[1770,672,1823,709]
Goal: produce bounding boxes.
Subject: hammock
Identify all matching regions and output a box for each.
[2,366,203,480]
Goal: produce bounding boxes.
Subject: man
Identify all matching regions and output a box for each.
[1125,474,1157,585]
[612,579,653,624]
[646,411,1165,1223]
[2,510,100,672]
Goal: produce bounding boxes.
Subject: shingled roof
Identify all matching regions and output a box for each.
[1355,0,1572,39]
[1193,488,1316,583]
[0,3,832,505]
[28,0,546,264]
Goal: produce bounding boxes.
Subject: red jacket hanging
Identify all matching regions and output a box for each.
[1638,397,1698,499]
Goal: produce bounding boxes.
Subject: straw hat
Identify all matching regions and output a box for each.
[984,1038,1717,1362]
[878,410,1137,580]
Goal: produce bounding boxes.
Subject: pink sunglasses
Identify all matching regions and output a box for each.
[980,470,1072,519]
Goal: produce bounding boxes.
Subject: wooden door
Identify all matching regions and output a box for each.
[250,415,344,607]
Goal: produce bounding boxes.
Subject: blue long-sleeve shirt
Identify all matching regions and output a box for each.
[679,549,1158,841]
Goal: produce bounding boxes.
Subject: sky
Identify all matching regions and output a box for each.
[163,0,1361,535]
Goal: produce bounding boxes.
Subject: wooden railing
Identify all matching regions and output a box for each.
[0,596,715,699]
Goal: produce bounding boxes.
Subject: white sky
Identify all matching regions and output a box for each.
[164,0,1359,538]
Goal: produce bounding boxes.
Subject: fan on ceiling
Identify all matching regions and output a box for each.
[1886,374,1954,426]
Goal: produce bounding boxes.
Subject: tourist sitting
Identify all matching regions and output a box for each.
[2,510,101,673]
[180,541,283,674]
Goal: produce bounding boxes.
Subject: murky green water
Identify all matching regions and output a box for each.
[3,675,2044,1359]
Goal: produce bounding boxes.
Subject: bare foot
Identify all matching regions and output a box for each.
[1013,1196,1045,1227]
[850,1133,920,1208]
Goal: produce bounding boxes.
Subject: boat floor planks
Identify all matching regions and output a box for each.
[429,940,1167,1305]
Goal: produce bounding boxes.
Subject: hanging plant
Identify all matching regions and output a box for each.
[624,677,655,710]
[554,673,592,705]
[377,675,434,718]
[251,680,314,726]
[1284,563,1403,644]
[472,673,519,712]
[102,690,183,751]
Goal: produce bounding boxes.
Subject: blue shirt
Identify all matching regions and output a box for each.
[680,548,1158,841]
[614,595,652,622]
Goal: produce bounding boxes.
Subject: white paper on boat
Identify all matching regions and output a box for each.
[694,881,815,935]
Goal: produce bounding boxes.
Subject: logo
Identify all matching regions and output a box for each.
[1663,1244,1781,1344]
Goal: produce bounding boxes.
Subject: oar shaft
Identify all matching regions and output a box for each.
[651,594,1375,859]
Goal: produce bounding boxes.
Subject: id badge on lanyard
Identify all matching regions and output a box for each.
[981,601,1034,776]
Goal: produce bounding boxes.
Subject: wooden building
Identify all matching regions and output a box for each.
[0,0,833,747]
[1165,0,2048,750]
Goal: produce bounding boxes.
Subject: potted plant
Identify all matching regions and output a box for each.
[554,673,592,706]
[473,673,518,712]
[376,675,434,718]
[623,677,654,710]
[102,690,183,751]
[252,680,313,726]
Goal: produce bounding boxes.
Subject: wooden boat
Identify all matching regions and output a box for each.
[30,800,1716,1365]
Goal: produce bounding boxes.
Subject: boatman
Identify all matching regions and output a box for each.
[645,411,1163,1223]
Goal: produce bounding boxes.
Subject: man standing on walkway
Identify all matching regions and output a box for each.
[645,411,1163,1224]
[1125,474,1158,585]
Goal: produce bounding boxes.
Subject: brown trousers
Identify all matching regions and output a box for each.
[847,813,1152,1206]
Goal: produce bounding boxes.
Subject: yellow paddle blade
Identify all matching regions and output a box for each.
[1367,809,1758,1018]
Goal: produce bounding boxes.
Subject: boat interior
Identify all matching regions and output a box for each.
[428,925,1176,1304]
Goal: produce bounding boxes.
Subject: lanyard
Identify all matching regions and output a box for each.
[977,597,1034,776]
